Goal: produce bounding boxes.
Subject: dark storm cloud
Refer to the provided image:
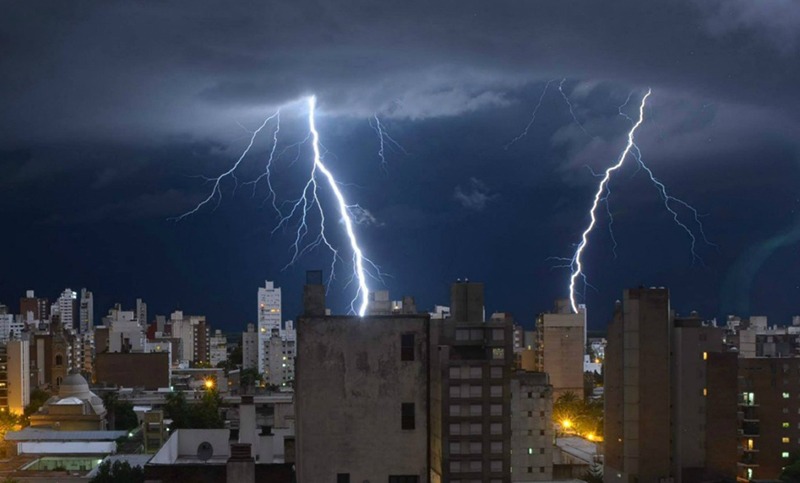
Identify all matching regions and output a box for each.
[1,0,798,149]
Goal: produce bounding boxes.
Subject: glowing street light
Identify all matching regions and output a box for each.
[204,379,215,390]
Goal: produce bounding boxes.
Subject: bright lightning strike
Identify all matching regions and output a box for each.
[568,89,651,313]
[307,96,371,316]
[176,96,376,316]
[567,89,714,313]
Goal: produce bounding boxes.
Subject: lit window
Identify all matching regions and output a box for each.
[527,448,533,455]
[783,422,790,428]
[703,351,707,360]
[783,451,790,458]
[703,388,707,397]
[783,437,790,443]
[784,392,791,399]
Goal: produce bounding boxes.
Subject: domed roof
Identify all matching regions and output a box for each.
[59,374,91,399]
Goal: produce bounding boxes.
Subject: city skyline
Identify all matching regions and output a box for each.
[1,2,799,330]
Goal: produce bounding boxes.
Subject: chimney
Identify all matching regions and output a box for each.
[303,270,326,316]
[239,395,257,451]
[227,443,255,483]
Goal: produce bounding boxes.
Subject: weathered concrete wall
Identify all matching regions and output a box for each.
[296,315,432,483]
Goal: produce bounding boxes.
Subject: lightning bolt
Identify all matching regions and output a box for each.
[567,89,713,313]
[504,79,555,149]
[558,78,590,136]
[369,115,409,170]
[568,90,651,313]
[176,96,375,316]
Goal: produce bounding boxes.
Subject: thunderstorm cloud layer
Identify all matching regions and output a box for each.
[0,1,798,328]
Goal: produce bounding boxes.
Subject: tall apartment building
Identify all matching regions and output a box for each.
[510,371,554,481]
[169,311,210,365]
[55,288,78,331]
[296,274,438,483]
[258,281,281,373]
[242,323,259,370]
[135,297,147,326]
[605,288,729,483]
[262,325,296,387]
[79,288,94,333]
[209,329,228,367]
[6,335,31,415]
[534,300,586,399]
[71,331,95,379]
[19,290,49,321]
[441,281,514,483]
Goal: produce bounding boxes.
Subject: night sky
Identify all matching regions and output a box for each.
[1,2,798,332]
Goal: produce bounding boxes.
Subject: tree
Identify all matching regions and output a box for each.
[23,388,51,423]
[239,368,263,393]
[0,411,21,439]
[163,390,223,430]
[89,460,144,483]
[553,391,604,438]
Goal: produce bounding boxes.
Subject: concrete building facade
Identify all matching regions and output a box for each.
[296,281,438,483]
[535,300,586,399]
[242,323,259,370]
[510,371,554,481]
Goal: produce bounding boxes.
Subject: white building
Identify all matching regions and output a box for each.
[263,327,296,388]
[242,323,259,370]
[0,314,25,344]
[105,305,145,353]
[72,332,95,377]
[257,281,281,373]
[56,288,78,331]
[209,330,227,367]
[79,288,94,334]
[510,371,554,481]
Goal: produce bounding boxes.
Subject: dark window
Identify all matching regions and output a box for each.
[55,354,63,366]
[527,467,533,473]
[389,477,420,483]
[539,429,545,436]
[337,474,350,483]
[401,334,415,361]
[401,403,415,430]
[540,467,545,473]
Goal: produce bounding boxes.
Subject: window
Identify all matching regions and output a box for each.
[492,348,505,360]
[784,392,791,399]
[490,460,502,472]
[450,386,461,398]
[493,329,505,341]
[469,385,482,397]
[490,385,502,397]
[469,442,482,454]
[783,422,790,428]
[402,403,415,430]
[702,351,708,360]
[456,330,469,341]
[450,461,461,473]
[469,423,481,435]
[490,422,502,435]
[469,460,482,472]
[527,391,533,399]
[337,474,350,483]
[470,404,482,416]
[527,467,533,473]
[528,447,533,455]
[450,442,461,454]
[450,405,461,416]
[783,451,791,458]
[401,334,415,361]
[450,423,461,435]
[55,354,63,366]
[449,367,461,379]
[783,437,790,443]
[490,404,502,416]
[491,367,502,379]
[490,441,502,453]
[389,477,419,483]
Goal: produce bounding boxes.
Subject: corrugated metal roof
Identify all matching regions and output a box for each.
[5,429,128,441]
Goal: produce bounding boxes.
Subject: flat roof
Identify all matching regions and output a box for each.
[6,428,128,442]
